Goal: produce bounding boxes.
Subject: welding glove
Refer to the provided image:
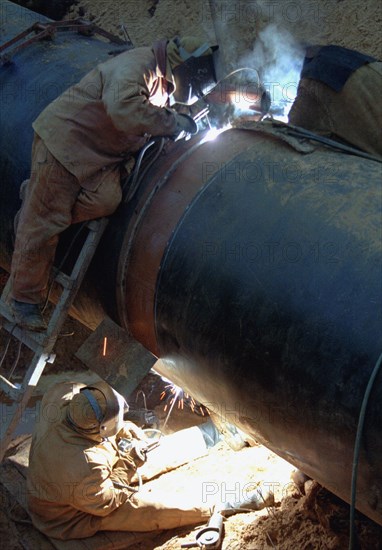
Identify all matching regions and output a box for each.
[172,113,198,140]
[115,439,148,475]
[115,423,149,473]
[117,421,148,442]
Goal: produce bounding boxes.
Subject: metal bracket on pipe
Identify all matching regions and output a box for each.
[231,118,316,154]
[0,18,129,65]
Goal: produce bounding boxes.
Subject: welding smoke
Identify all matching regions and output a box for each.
[245,23,305,120]
[207,23,305,127]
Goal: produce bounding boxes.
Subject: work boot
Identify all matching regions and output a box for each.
[216,487,275,517]
[11,300,47,332]
[197,420,223,448]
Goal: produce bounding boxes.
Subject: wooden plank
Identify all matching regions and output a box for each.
[75,316,156,397]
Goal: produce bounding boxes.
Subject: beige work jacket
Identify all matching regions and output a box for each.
[33,45,178,189]
[27,382,132,539]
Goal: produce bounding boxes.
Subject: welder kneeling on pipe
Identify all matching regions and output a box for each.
[289,44,382,158]
[9,36,218,331]
[27,380,273,540]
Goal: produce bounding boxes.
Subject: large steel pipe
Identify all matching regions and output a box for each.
[1,0,382,525]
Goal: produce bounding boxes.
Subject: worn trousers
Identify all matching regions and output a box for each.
[289,61,382,157]
[98,490,211,532]
[98,426,213,532]
[10,134,122,304]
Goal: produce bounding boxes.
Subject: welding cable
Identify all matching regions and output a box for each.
[112,475,141,495]
[0,326,16,369]
[122,139,155,193]
[112,468,143,498]
[281,124,382,164]
[213,67,262,89]
[132,138,165,193]
[123,138,166,203]
[115,438,145,496]
[207,67,263,110]
[122,140,156,201]
[135,389,148,410]
[7,338,22,379]
[143,428,163,439]
[349,351,382,550]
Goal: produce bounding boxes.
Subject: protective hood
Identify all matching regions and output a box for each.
[167,36,219,105]
[67,380,128,438]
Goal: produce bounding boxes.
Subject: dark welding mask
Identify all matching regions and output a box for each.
[170,38,219,105]
[71,380,129,438]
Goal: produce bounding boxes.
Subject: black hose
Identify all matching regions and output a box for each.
[349,351,382,549]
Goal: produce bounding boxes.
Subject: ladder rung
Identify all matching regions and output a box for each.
[0,301,55,354]
[86,219,105,231]
[0,375,20,401]
[52,269,75,289]
[0,350,55,401]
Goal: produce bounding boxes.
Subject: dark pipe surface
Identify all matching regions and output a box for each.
[8,1,76,20]
[1,0,382,526]
[152,135,382,525]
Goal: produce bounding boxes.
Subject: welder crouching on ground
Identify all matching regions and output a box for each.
[27,381,273,540]
[10,36,218,331]
[27,380,214,539]
[289,44,382,158]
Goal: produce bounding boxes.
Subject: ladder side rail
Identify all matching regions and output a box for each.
[46,218,108,339]
[0,353,54,462]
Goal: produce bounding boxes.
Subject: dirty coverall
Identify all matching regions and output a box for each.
[27,382,212,540]
[289,45,382,157]
[10,41,179,304]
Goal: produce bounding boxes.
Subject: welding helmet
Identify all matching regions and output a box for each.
[68,380,129,438]
[167,36,219,105]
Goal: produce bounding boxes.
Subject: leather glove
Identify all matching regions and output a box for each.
[117,439,148,469]
[117,421,148,442]
[172,113,198,140]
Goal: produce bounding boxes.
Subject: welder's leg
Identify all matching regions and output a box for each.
[99,490,211,532]
[136,425,214,482]
[289,61,382,157]
[288,78,334,136]
[10,135,80,304]
[71,166,122,223]
[332,61,382,157]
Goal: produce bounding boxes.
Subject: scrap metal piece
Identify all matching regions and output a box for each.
[75,317,156,397]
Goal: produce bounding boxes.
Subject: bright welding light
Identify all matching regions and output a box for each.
[202,124,231,143]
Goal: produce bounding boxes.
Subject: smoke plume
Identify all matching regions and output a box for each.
[244,23,305,120]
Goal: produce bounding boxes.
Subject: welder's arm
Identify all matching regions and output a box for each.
[116,421,148,441]
[103,82,179,138]
[72,462,130,516]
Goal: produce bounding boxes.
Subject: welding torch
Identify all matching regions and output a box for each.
[113,436,161,495]
[118,436,161,459]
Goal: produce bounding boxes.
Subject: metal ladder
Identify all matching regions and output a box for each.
[0,218,108,462]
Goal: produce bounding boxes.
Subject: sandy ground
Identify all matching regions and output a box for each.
[1,1,382,549]
[69,0,382,58]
